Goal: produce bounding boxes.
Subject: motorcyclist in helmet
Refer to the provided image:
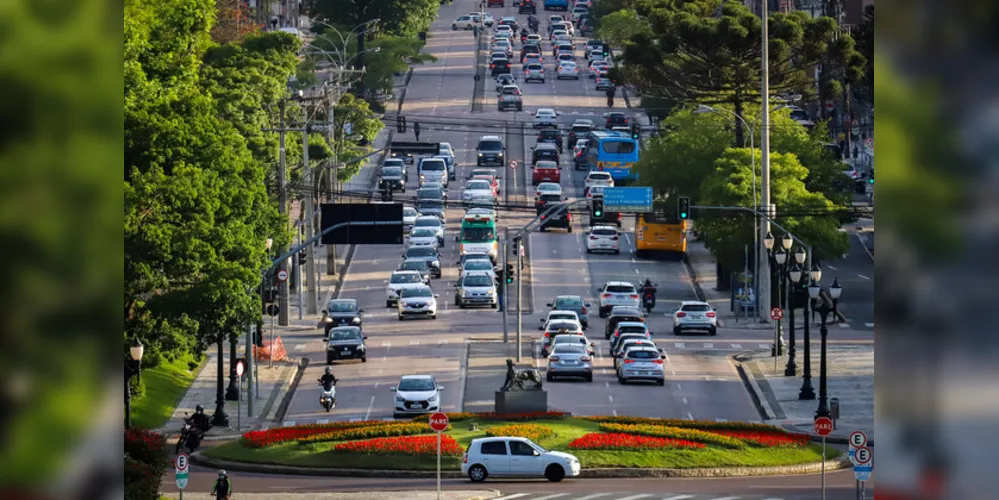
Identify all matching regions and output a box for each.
[640,278,657,297]
[520,27,529,41]
[186,404,212,432]
[318,367,338,390]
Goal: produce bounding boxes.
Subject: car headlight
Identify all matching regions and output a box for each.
[478,153,484,157]
[357,345,365,351]
[429,393,439,402]
[351,317,361,324]
[396,396,406,403]
[486,290,496,296]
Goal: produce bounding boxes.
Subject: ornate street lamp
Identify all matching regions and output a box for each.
[125,337,145,428]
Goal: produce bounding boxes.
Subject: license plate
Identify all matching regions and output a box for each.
[342,348,350,352]
[692,314,703,319]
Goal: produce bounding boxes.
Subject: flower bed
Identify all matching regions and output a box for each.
[580,415,780,432]
[241,420,387,448]
[332,434,463,456]
[567,432,705,451]
[709,430,811,448]
[411,411,569,422]
[297,422,432,445]
[485,423,554,442]
[598,423,746,449]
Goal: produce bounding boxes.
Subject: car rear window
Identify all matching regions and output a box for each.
[555,297,583,307]
[527,63,542,70]
[407,247,436,257]
[628,350,661,360]
[553,345,585,354]
[592,228,617,236]
[619,326,647,335]
[607,285,636,293]
[682,304,711,312]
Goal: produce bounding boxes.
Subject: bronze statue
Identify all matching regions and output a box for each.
[500,359,543,392]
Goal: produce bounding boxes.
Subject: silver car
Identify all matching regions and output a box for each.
[413,216,445,244]
[597,281,641,317]
[397,285,439,320]
[403,206,419,231]
[616,346,666,386]
[460,259,496,279]
[454,272,498,309]
[385,270,426,307]
[550,332,595,356]
[612,337,657,370]
[672,300,718,336]
[407,227,440,249]
[546,343,594,382]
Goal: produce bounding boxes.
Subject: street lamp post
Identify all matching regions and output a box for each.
[810,278,842,418]
[770,242,787,357]
[799,263,821,400]
[785,261,802,376]
[211,333,230,427]
[124,337,145,428]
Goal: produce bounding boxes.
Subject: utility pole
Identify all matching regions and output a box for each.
[303,101,318,314]
[277,99,291,326]
[325,85,338,276]
[759,0,773,324]
[501,240,509,344]
[516,238,523,362]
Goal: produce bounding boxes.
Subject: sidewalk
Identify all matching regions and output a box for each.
[738,344,874,443]
[161,492,501,500]
[684,239,771,330]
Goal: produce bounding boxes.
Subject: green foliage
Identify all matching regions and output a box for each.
[330,93,385,181]
[595,9,652,48]
[124,429,170,500]
[310,31,436,98]
[309,0,441,38]
[696,149,848,269]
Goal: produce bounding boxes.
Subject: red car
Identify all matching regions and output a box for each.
[532,160,561,185]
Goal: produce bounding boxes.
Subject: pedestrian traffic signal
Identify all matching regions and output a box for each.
[677,195,690,220]
[397,116,407,133]
[630,123,640,140]
[505,263,515,283]
[298,251,307,266]
[591,198,603,218]
[264,287,278,304]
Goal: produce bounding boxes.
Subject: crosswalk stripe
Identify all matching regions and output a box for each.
[865,322,874,328]
[675,342,685,349]
[316,419,329,425]
[410,340,420,345]
[703,343,713,349]
[660,496,696,500]
[293,343,307,351]
[838,323,850,328]
[493,495,530,500]
[282,420,296,427]
[571,494,612,500]
[730,344,742,349]
[531,494,571,500]
[614,495,652,500]
[437,339,448,344]
[712,497,743,500]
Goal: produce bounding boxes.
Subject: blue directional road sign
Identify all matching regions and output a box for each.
[601,187,653,213]
[854,464,873,481]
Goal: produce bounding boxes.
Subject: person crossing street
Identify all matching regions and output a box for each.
[413,121,422,141]
[211,469,232,500]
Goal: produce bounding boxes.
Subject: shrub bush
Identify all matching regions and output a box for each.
[598,423,746,449]
[241,420,387,448]
[485,423,554,442]
[124,429,169,500]
[297,422,432,445]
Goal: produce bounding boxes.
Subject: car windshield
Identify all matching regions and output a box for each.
[422,161,445,172]
[411,228,436,238]
[391,273,422,284]
[398,378,435,391]
[479,141,503,151]
[384,159,404,167]
[330,329,361,341]
[463,275,493,287]
[536,161,557,170]
[462,227,495,243]
[328,300,357,313]
[382,167,402,176]
[403,207,418,217]
[416,218,440,228]
[467,181,491,190]
[407,247,437,258]
[607,285,636,293]
[553,345,585,355]
[401,288,433,298]
[682,304,712,312]
[628,350,660,360]
[401,261,428,271]
[602,141,636,154]
[555,297,583,308]
[465,261,493,272]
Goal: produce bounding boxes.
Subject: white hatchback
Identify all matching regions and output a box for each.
[584,171,614,192]
[462,437,581,482]
[597,281,641,317]
[586,225,620,254]
[533,108,560,128]
[407,227,440,249]
[556,61,580,79]
[534,182,563,199]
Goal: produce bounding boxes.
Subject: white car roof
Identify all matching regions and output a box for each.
[605,281,636,287]
[415,215,442,222]
[481,135,502,141]
[392,270,422,278]
[680,300,712,307]
[548,310,579,319]
[400,374,434,381]
[537,108,556,114]
[587,171,611,178]
[591,225,618,231]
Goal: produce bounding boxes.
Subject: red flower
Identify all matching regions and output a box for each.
[332,434,463,456]
[708,430,811,447]
[567,432,704,451]
[241,420,388,448]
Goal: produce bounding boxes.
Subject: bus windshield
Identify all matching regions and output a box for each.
[461,226,496,243]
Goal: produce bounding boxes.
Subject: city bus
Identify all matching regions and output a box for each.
[634,200,688,257]
[583,131,640,184]
[459,213,499,262]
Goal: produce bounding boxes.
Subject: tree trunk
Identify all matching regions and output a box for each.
[733,98,746,148]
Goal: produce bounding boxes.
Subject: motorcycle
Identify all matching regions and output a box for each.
[319,380,337,412]
[175,413,209,453]
[642,287,657,315]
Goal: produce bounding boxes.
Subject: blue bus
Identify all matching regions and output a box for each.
[584,131,640,183]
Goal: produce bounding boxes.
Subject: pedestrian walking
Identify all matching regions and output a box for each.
[211,469,232,500]
[413,121,422,141]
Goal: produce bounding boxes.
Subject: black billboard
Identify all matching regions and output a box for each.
[320,203,404,245]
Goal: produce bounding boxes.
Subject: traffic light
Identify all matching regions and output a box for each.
[264,287,278,305]
[631,123,640,140]
[505,263,515,284]
[591,198,604,218]
[677,195,690,220]
[396,116,407,133]
[298,251,307,266]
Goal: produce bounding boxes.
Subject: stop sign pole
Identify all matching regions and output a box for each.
[814,416,834,499]
[428,412,450,500]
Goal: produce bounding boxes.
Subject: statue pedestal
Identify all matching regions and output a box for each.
[495,390,548,414]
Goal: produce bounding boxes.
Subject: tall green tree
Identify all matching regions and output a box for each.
[309,0,440,37]
[696,149,848,271]
[616,0,866,146]
[595,9,652,48]
[327,92,385,181]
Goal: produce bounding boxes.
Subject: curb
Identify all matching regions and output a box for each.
[191,450,852,478]
[731,354,773,421]
[272,357,309,424]
[457,341,471,412]
[681,252,708,303]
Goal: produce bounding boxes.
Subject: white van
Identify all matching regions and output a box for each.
[417,158,448,188]
[461,436,580,482]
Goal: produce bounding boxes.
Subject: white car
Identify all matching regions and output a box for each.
[586,225,621,254]
[573,139,588,159]
[494,24,512,35]
[397,285,439,320]
[672,300,718,336]
[550,29,568,41]
[463,437,581,482]
[539,310,583,332]
[391,375,443,418]
[492,39,513,56]
[597,281,641,317]
[452,15,477,30]
[462,179,495,201]
[403,206,419,230]
[535,182,563,199]
[454,271,498,308]
[588,60,608,78]
[550,331,595,354]
[533,108,560,128]
[556,61,580,79]
[413,215,445,244]
[524,63,545,83]
[584,171,614,191]
[407,227,440,249]
[586,185,606,199]
[385,270,427,307]
[460,259,497,279]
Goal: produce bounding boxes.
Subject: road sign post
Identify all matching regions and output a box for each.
[276,269,289,282]
[235,360,245,431]
[771,307,783,367]
[848,430,869,499]
[428,412,449,500]
[814,416,833,500]
[601,187,653,213]
[853,445,873,498]
[175,452,189,498]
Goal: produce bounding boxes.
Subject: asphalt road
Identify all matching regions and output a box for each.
[824,227,874,330]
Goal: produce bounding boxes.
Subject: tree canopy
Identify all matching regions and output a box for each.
[696,149,849,270]
[309,0,441,38]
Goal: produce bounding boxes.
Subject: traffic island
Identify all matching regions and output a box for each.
[195,414,846,478]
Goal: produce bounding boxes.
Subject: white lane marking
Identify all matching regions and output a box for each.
[839,323,850,328]
[382,341,392,350]
[612,409,618,416]
[759,344,770,349]
[531,494,571,500]
[712,497,743,500]
[571,494,612,500]
[410,340,420,345]
[374,382,380,389]
[293,343,307,351]
[614,495,652,500]
[364,395,376,421]
[316,419,329,425]
[605,381,610,388]
[634,268,639,274]
[682,397,688,404]
[730,344,742,349]
[662,350,671,364]
[438,339,449,344]
[608,395,614,403]
[283,420,296,427]
[704,343,714,349]
[381,357,387,362]
[671,369,676,375]
[492,495,530,500]
[715,418,728,423]
[858,274,871,280]
[675,342,686,349]
[827,265,838,270]
[660,496,696,500]
[865,322,875,328]
[686,412,694,420]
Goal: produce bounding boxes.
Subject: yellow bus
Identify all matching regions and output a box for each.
[634,201,688,257]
